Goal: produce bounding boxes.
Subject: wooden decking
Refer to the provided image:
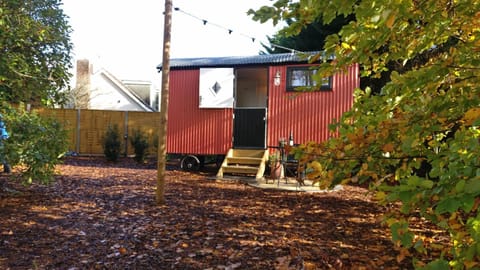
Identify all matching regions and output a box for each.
[216,149,269,179]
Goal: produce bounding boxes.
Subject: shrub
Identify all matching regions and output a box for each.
[3,105,69,184]
[130,128,149,163]
[103,124,121,162]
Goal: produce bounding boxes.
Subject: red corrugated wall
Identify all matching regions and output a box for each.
[167,69,233,155]
[267,64,358,147]
[168,64,358,155]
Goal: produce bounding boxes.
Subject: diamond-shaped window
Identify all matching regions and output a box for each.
[211,82,221,94]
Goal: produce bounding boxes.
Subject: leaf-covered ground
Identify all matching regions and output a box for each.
[0,157,423,269]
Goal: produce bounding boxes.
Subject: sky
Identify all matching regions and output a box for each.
[61,0,283,87]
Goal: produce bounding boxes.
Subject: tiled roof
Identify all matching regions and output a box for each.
[157,52,325,71]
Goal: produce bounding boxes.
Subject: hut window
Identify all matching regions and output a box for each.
[199,68,234,108]
[286,67,332,91]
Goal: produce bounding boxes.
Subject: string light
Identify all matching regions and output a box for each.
[271,43,301,54]
[173,6,300,54]
[174,6,259,43]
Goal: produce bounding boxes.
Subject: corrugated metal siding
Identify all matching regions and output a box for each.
[267,64,358,147]
[167,69,233,155]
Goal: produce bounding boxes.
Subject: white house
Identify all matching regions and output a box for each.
[74,59,158,112]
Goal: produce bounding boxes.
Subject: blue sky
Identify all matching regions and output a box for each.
[61,0,281,86]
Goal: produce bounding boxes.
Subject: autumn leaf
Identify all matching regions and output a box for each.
[274,256,291,270]
[464,261,478,268]
[118,247,127,255]
[462,107,480,126]
[385,12,396,29]
[382,143,395,153]
[396,248,410,263]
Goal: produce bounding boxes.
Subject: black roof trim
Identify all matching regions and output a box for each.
[157,51,326,71]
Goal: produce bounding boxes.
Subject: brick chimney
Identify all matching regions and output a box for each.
[75,59,92,109]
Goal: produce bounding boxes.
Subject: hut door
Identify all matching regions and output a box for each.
[233,108,266,148]
[233,68,268,149]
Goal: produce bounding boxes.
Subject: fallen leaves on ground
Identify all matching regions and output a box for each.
[0,157,426,269]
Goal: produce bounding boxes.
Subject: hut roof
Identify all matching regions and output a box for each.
[157,52,326,71]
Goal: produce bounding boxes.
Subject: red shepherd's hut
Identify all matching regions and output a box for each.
[157,52,359,179]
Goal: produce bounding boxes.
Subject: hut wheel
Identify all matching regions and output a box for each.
[180,155,201,171]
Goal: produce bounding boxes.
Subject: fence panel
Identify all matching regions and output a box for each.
[80,110,125,155]
[36,108,79,153]
[36,108,160,156]
[126,111,161,156]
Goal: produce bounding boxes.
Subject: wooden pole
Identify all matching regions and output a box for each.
[156,0,172,205]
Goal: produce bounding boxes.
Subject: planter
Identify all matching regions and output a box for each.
[270,161,283,179]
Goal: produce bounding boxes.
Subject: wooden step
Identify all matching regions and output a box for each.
[230,149,265,158]
[217,148,269,179]
[226,157,263,165]
[221,165,259,175]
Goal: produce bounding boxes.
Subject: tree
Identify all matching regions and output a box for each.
[262,15,354,54]
[0,0,72,184]
[63,84,90,109]
[250,0,480,268]
[0,0,73,106]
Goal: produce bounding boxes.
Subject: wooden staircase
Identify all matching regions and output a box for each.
[216,149,269,179]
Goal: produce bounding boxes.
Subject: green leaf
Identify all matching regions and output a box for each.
[435,198,461,214]
[422,259,450,270]
[465,178,480,194]
[390,221,414,248]
[407,175,421,186]
[420,179,434,189]
[455,179,466,193]
[399,190,414,202]
[461,196,475,213]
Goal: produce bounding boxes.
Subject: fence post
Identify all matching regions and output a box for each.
[124,111,129,157]
[76,109,81,154]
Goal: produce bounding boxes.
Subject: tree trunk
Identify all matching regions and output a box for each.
[156,0,172,205]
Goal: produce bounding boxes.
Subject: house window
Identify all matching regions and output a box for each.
[286,66,332,91]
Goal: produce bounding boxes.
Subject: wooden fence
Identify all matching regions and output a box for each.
[36,108,161,156]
